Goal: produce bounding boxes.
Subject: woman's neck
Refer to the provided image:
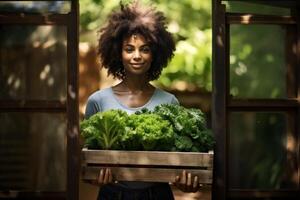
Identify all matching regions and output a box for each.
[121,77,151,93]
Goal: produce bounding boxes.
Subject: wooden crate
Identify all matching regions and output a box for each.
[81,149,213,184]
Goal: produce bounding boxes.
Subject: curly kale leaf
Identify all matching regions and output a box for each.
[194,129,215,152]
[153,104,215,152]
[134,107,151,115]
[174,134,193,152]
[121,113,174,151]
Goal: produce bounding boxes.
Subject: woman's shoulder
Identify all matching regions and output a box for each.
[85,87,113,118]
[155,88,176,98]
[154,88,179,105]
[87,87,112,101]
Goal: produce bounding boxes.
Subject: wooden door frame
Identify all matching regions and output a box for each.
[212,0,300,199]
[0,1,79,199]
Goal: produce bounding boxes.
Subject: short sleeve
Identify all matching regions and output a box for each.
[84,97,101,119]
[171,95,180,105]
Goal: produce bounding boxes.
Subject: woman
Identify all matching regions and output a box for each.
[85,1,200,199]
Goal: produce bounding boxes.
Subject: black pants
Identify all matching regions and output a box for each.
[97,183,174,200]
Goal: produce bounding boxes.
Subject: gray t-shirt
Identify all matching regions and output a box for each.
[84,87,179,189]
[85,87,179,117]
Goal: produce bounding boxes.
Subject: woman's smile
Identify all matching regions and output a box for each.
[130,62,145,67]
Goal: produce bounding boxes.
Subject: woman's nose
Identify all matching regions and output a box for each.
[133,50,142,60]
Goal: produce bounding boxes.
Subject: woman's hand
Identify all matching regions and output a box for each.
[88,168,114,186]
[174,170,200,193]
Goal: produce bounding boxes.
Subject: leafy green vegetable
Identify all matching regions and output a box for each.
[152,104,214,152]
[80,110,128,149]
[80,104,214,152]
[122,113,174,151]
[173,135,193,152]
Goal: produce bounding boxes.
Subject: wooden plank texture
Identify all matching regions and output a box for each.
[82,149,213,167]
[67,1,79,200]
[226,13,296,24]
[82,167,213,184]
[82,149,213,184]
[0,13,68,25]
[0,100,66,112]
[212,1,227,199]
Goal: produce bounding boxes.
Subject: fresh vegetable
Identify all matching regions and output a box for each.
[152,104,214,152]
[80,110,128,149]
[122,113,174,151]
[80,104,214,152]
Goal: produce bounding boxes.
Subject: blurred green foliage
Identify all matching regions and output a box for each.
[79,0,212,91]
[226,1,290,98]
[230,25,286,98]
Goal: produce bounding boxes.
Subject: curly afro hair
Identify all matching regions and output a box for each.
[97,1,176,81]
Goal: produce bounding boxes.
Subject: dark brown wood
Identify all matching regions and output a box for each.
[286,25,297,98]
[228,99,298,111]
[0,191,65,200]
[0,100,66,112]
[294,7,300,190]
[0,0,69,1]
[284,22,299,189]
[284,111,298,188]
[0,13,68,25]
[212,0,227,199]
[228,189,300,198]
[227,13,296,24]
[224,0,299,8]
[66,1,79,200]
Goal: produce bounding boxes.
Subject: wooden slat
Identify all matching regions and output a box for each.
[225,0,298,8]
[82,166,213,184]
[0,192,65,199]
[0,13,68,25]
[229,189,300,198]
[0,0,69,1]
[0,100,66,112]
[286,25,297,98]
[295,8,300,189]
[228,99,298,110]
[227,13,296,24]
[82,149,213,168]
[66,1,79,200]
[212,0,227,199]
[82,150,213,184]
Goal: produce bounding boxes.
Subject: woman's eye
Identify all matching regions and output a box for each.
[124,47,133,52]
[141,47,150,53]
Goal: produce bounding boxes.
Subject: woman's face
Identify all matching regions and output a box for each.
[122,34,152,77]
